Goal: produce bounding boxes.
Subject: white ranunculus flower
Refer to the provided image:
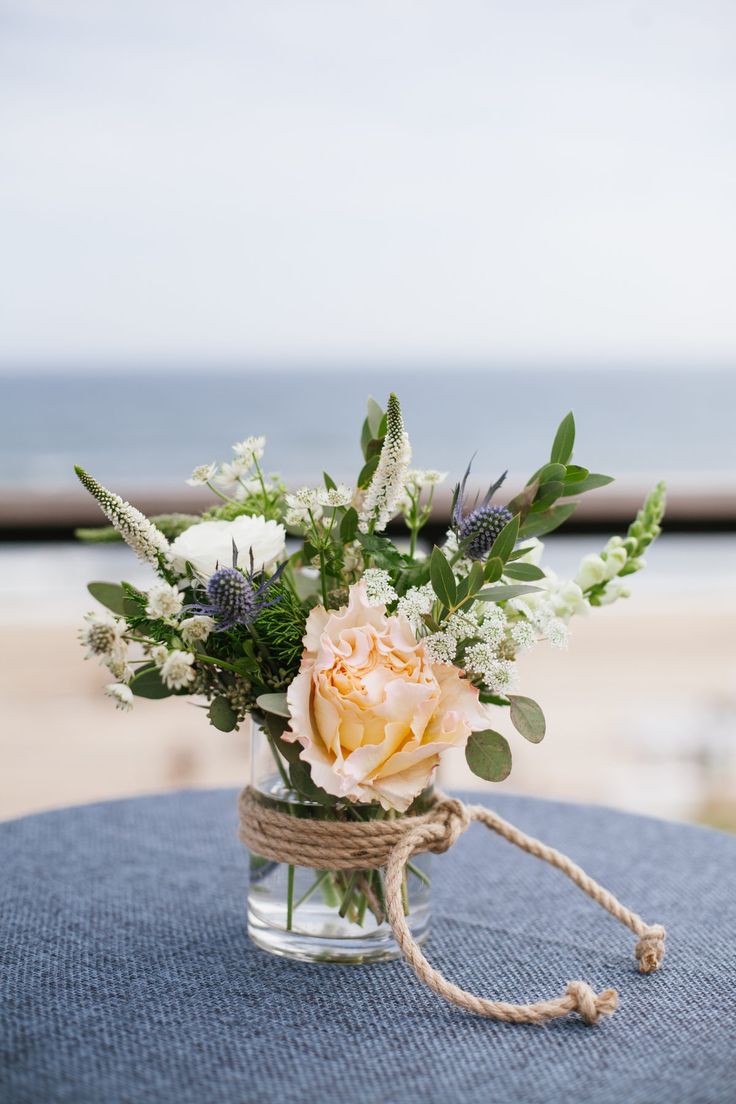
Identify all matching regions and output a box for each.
[169,515,286,578]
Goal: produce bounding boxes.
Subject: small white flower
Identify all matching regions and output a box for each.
[406,469,447,490]
[186,463,217,487]
[145,583,184,622]
[423,631,457,665]
[359,394,412,533]
[160,649,196,690]
[576,553,608,591]
[511,619,537,651]
[445,610,480,642]
[396,583,435,631]
[602,545,628,580]
[105,653,133,681]
[105,683,134,711]
[546,619,569,649]
[316,485,353,509]
[464,641,499,676]
[477,607,507,646]
[596,578,632,606]
[216,459,251,493]
[362,569,398,607]
[150,645,169,667]
[170,515,286,578]
[285,487,323,524]
[485,659,518,693]
[179,615,217,644]
[232,436,266,465]
[79,610,126,661]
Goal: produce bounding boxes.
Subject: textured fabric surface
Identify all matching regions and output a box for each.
[1,789,734,1104]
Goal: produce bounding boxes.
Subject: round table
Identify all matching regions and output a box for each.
[1,789,734,1104]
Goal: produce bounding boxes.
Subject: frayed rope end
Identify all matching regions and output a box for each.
[635,924,666,973]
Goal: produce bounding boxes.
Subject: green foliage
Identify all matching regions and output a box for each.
[129,665,175,699]
[475,584,541,602]
[503,562,545,581]
[465,729,512,782]
[429,547,456,608]
[508,695,546,743]
[550,411,576,464]
[256,692,290,718]
[76,514,201,544]
[208,696,238,732]
[87,582,128,615]
[488,514,519,564]
[251,580,307,675]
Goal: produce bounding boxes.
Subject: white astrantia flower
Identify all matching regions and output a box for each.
[285,487,323,524]
[75,467,171,569]
[216,459,253,494]
[316,485,353,509]
[405,469,447,490]
[79,610,127,661]
[362,568,398,607]
[105,653,133,682]
[396,583,435,632]
[179,615,217,644]
[105,683,134,711]
[145,583,184,622]
[359,394,412,533]
[169,515,286,578]
[150,645,169,667]
[186,463,217,487]
[160,649,196,690]
[423,631,457,665]
[232,436,266,466]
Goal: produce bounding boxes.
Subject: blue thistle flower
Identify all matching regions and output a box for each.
[187,541,284,630]
[452,460,512,560]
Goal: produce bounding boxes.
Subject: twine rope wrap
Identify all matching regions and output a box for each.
[239,788,666,1026]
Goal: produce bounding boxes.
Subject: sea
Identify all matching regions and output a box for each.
[0,365,734,490]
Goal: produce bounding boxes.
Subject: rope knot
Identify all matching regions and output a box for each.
[565,981,619,1025]
[428,797,472,853]
[635,924,666,973]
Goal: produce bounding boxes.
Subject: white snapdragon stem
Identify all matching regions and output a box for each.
[75,466,171,571]
[359,393,412,534]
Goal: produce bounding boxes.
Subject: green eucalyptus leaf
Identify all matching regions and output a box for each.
[488,514,520,565]
[340,507,359,543]
[256,692,291,718]
[550,411,576,465]
[475,584,542,602]
[129,665,174,699]
[208,696,238,732]
[357,455,380,489]
[466,561,485,597]
[465,729,512,782]
[508,695,546,743]
[503,562,545,581]
[323,471,337,492]
[519,503,577,539]
[560,473,614,497]
[484,557,504,582]
[366,396,385,438]
[87,582,128,615]
[430,547,457,608]
[289,759,338,805]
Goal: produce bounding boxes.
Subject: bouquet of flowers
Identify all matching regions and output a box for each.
[76,393,665,963]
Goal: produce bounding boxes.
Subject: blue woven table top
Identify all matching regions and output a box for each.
[1,788,734,1104]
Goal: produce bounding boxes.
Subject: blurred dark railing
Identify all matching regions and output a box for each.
[0,482,733,541]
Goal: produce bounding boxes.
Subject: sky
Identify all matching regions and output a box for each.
[1,0,735,368]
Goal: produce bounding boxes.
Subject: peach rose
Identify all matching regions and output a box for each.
[284,581,492,811]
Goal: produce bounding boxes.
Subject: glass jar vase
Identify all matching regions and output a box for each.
[246,718,432,964]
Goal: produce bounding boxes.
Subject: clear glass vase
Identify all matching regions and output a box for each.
[246,719,432,964]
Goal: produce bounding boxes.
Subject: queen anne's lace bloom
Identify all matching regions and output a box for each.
[423,631,458,665]
[359,394,411,533]
[160,650,196,690]
[75,467,171,569]
[396,583,435,632]
[362,568,398,607]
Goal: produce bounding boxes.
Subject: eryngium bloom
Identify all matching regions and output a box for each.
[452,462,512,559]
